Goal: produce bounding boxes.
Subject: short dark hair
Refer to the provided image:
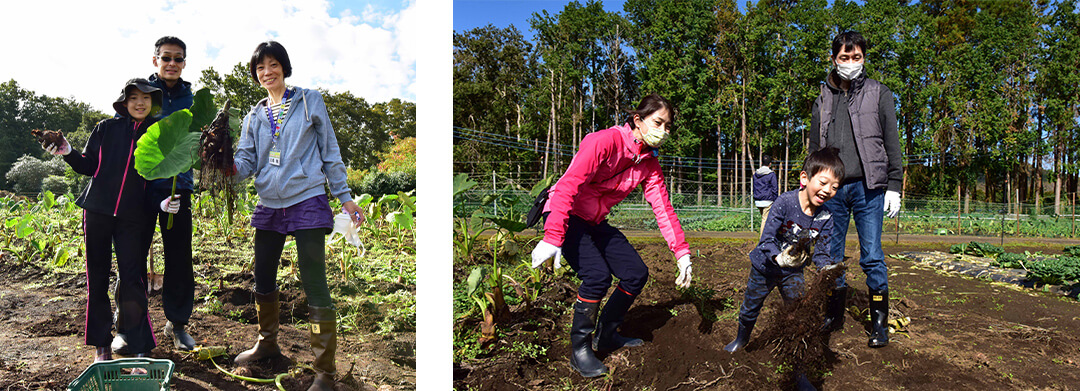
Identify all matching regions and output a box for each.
[154,36,186,56]
[803,147,845,181]
[627,93,676,129]
[249,41,293,83]
[831,31,867,58]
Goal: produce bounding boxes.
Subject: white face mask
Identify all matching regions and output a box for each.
[641,126,669,148]
[836,61,863,81]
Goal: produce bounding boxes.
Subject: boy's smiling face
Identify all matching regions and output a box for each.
[800,169,841,207]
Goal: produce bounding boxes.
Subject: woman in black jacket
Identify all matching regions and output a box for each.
[45,78,162,361]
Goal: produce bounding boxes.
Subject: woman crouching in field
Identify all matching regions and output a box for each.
[530,93,694,378]
[230,40,364,391]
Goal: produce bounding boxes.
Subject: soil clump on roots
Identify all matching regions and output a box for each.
[756,264,846,388]
[30,129,65,150]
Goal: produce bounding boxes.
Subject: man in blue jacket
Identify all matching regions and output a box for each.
[808,31,903,348]
[114,36,198,354]
[752,156,778,234]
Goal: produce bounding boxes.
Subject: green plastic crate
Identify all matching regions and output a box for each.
[68,358,175,391]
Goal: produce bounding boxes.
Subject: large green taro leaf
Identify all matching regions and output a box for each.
[135,109,201,180]
[189,88,216,132]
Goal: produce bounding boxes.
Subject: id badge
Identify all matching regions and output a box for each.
[269,142,281,166]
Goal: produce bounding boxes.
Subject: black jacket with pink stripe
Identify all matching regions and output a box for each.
[64,116,156,219]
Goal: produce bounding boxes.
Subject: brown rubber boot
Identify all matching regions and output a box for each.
[234,290,282,364]
[307,305,337,391]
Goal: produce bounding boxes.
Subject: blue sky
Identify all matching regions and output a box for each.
[454,0,626,40]
[2,0,417,112]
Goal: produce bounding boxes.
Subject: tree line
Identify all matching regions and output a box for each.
[1,66,415,194]
[453,0,1080,214]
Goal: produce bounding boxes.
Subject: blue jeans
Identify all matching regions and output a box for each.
[825,180,888,291]
[737,266,805,324]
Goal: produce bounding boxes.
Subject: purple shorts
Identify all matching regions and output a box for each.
[251,195,333,235]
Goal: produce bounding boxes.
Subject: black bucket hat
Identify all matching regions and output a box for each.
[113,78,162,118]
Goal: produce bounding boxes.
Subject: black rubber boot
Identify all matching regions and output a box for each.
[723,319,754,353]
[868,289,889,348]
[821,287,847,333]
[593,289,644,353]
[569,299,608,378]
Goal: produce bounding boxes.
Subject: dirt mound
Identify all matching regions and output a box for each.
[0,254,415,390]
[455,238,1080,390]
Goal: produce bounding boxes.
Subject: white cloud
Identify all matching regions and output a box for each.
[1,0,415,113]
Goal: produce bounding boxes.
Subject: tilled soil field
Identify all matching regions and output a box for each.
[0,250,415,390]
[455,237,1080,390]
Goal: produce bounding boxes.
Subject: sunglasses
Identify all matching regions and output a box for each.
[157,56,185,63]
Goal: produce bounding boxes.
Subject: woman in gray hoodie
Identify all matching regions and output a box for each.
[230,40,363,391]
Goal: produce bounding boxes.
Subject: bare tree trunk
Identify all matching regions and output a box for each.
[740,82,747,207]
[544,69,555,179]
[784,119,790,193]
[697,144,704,204]
[555,71,564,173]
[1055,130,1062,215]
[964,178,970,214]
[717,123,723,207]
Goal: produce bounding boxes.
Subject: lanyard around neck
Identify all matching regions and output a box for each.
[266,88,292,143]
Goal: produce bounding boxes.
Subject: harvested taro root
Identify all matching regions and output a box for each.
[30,129,65,150]
[197,100,238,224]
[198,99,233,174]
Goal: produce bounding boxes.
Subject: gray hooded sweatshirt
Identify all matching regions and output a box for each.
[235,87,353,208]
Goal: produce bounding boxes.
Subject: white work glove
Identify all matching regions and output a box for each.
[44,139,72,156]
[776,245,801,268]
[884,190,901,219]
[675,255,692,288]
[160,195,181,214]
[822,262,841,271]
[531,240,562,269]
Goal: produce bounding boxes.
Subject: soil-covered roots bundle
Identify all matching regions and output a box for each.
[30,129,65,150]
[197,99,238,223]
[757,264,847,385]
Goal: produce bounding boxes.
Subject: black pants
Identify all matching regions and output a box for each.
[158,194,194,325]
[116,195,194,330]
[84,210,155,353]
[562,216,649,302]
[253,229,332,308]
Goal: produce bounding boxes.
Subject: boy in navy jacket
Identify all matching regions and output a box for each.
[724,147,844,354]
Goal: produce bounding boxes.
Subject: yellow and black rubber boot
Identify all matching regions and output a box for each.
[868,289,889,348]
[821,287,848,333]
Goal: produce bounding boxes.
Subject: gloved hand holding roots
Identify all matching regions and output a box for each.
[776,235,814,268]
